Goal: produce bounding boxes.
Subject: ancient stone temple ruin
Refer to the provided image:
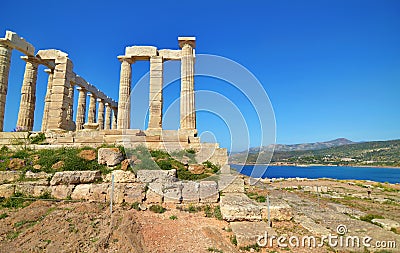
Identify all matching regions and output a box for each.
[0,31,227,166]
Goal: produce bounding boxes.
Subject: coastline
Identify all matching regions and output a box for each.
[230,163,400,169]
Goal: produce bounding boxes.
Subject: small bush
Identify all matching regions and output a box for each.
[240,244,261,252]
[0,213,8,219]
[213,206,223,220]
[169,215,178,220]
[255,195,266,203]
[207,247,223,252]
[149,204,166,214]
[230,235,237,246]
[360,214,384,223]
[29,132,46,144]
[0,193,31,209]
[131,202,141,211]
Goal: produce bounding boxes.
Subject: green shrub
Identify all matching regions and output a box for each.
[0,213,8,219]
[149,204,166,213]
[207,247,223,252]
[29,132,46,144]
[255,195,266,203]
[213,206,223,220]
[169,215,178,220]
[0,193,30,209]
[240,244,261,252]
[360,214,384,223]
[230,235,237,246]
[131,202,141,211]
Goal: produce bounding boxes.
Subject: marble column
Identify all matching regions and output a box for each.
[75,87,87,130]
[97,98,105,130]
[66,82,75,131]
[104,102,111,130]
[0,44,12,132]
[148,56,163,130]
[112,108,117,129]
[16,56,39,131]
[117,57,132,129]
[41,69,54,132]
[87,93,97,124]
[179,37,196,130]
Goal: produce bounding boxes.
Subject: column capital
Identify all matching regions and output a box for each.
[97,97,104,102]
[44,68,54,74]
[178,37,196,48]
[117,56,134,64]
[76,86,86,91]
[20,55,40,66]
[88,92,96,98]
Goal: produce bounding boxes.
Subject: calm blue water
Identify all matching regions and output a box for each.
[230,165,400,184]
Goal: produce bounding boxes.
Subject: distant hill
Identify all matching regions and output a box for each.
[247,138,354,153]
[230,139,400,167]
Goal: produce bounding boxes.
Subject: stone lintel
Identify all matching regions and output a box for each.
[158,49,181,60]
[0,31,35,56]
[178,37,196,48]
[124,46,157,60]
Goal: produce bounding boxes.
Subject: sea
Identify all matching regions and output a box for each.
[230,165,400,184]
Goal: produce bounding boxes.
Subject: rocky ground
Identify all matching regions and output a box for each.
[0,177,399,253]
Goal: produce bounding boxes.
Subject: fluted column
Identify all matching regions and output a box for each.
[104,102,111,130]
[97,98,105,130]
[17,56,39,131]
[75,87,87,130]
[41,69,54,132]
[66,83,75,131]
[148,56,163,130]
[179,37,196,130]
[112,108,117,129]
[117,57,133,129]
[0,44,12,131]
[87,93,97,124]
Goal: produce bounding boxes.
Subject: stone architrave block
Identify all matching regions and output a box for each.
[0,171,21,183]
[125,46,157,58]
[200,181,219,203]
[181,181,200,203]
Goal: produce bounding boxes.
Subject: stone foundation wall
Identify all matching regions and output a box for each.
[0,170,220,204]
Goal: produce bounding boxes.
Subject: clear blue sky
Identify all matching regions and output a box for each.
[1,0,399,151]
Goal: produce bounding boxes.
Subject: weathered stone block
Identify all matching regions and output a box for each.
[50,171,101,185]
[230,221,277,247]
[136,169,177,183]
[51,185,75,199]
[98,148,124,166]
[71,184,91,200]
[220,193,262,221]
[200,181,219,203]
[25,171,50,180]
[163,182,182,203]
[0,184,15,197]
[372,218,400,231]
[0,171,21,183]
[104,170,136,183]
[181,181,200,203]
[124,183,146,203]
[90,183,109,202]
[145,183,163,204]
[125,46,157,58]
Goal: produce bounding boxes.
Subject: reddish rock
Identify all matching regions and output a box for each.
[78,149,96,161]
